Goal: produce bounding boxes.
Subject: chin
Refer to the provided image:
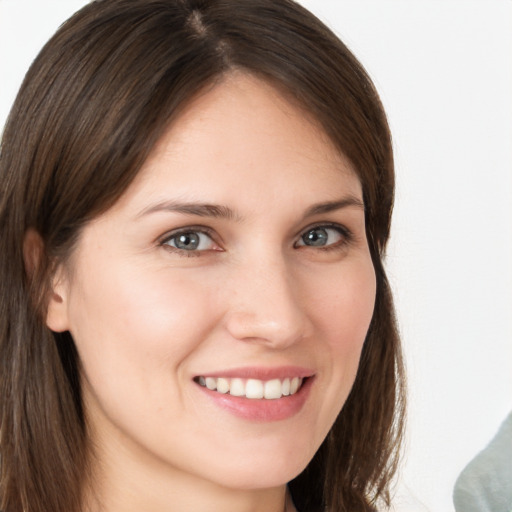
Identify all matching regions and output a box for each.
[197,444,315,491]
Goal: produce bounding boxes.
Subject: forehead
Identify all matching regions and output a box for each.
[113,73,362,215]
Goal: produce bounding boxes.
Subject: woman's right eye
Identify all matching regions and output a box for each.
[161,229,218,253]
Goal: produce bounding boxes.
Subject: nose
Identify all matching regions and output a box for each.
[224,254,310,349]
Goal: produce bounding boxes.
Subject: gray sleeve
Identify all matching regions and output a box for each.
[453,411,512,512]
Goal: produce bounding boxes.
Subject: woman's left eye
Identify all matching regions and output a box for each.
[295,225,349,249]
[161,230,217,252]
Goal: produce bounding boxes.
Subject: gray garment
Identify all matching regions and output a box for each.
[453,411,512,512]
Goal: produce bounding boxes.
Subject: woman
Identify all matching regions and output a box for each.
[0,1,405,511]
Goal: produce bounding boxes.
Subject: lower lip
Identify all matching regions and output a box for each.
[196,377,313,422]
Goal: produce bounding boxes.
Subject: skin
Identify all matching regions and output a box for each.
[46,73,376,512]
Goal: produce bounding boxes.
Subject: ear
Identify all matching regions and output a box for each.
[45,265,71,333]
[23,229,70,333]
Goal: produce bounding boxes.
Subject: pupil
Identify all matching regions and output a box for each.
[304,228,328,246]
[176,232,199,250]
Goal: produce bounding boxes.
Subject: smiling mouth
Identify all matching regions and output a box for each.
[194,376,306,400]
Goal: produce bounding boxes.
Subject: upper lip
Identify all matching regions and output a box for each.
[195,365,315,381]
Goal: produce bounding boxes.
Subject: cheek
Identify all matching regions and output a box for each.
[67,263,228,451]
[309,257,376,396]
[67,263,220,390]
[314,259,376,349]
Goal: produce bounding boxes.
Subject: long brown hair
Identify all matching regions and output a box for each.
[0,1,405,511]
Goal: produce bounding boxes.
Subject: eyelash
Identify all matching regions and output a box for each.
[158,223,353,257]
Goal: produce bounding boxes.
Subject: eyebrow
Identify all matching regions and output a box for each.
[136,195,364,221]
[302,196,365,219]
[136,201,240,221]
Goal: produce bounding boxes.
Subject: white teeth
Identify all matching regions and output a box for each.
[230,378,245,397]
[196,376,305,399]
[205,377,216,390]
[282,378,290,396]
[216,377,229,394]
[246,379,264,399]
[264,379,282,399]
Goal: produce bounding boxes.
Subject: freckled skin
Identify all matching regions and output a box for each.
[47,73,376,512]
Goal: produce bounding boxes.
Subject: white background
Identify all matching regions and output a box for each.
[1,1,511,511]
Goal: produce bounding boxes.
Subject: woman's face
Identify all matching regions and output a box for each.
[48,74,376,493]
